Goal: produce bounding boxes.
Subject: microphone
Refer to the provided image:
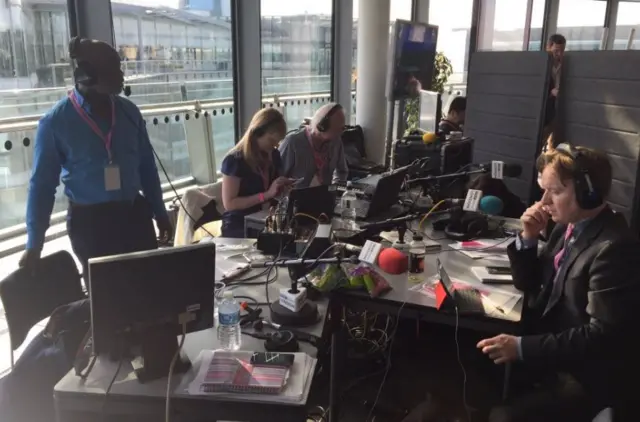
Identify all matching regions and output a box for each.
[479,195,504,216]
[249,255,359,268]
[477,162,522,178]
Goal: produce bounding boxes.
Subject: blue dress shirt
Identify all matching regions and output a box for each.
[513,219,591,359]
[26,89,167,250]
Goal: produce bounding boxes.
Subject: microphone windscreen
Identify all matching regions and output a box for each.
[479,195,504,216]
[422,132,437,144]
[377,248,408,275]
[503,164,522,178]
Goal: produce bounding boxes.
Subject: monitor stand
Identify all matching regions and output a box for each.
[133,325,191,384]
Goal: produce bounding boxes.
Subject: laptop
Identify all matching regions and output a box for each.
[436,258,484,314]
[287,185,336,219]
[334,167,409,220]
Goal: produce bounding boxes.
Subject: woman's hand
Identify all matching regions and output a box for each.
[266,177,292,200]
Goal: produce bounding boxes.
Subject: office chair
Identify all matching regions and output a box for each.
[0,250,84,368]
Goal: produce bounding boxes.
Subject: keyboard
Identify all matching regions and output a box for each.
[333,182,371,197]
[455,288,484,314]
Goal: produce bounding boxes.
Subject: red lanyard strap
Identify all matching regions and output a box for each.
[305,127,328,177]
[68,91,116,162]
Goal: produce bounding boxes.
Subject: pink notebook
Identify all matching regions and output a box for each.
[200,353,289,394]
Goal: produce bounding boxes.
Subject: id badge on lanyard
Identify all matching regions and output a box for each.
[305,127,327,181]
[68,91,120,191]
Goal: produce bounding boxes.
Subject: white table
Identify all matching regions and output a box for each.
[54,237,329,422]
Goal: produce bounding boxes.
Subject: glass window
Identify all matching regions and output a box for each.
[0,3,70,231]
[478,0,529,51]
[528,0,546,50]
[557,0,606,51]
[614,1,640,50]
[429,0,474,85]
[111,1,235,172]
[261,0,334,129]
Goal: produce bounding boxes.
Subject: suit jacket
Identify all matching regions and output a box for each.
[507,207,640,403]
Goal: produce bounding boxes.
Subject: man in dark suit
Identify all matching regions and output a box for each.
[438,96,466,135]
[477,144,640,422]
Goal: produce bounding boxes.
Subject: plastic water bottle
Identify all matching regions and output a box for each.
[217,290,242,351]
[341,182,358,231]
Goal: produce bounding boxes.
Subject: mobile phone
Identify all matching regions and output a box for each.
[486,266,512,275]
[250,352,295,368]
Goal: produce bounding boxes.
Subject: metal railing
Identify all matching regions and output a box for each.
[0,81,466,250]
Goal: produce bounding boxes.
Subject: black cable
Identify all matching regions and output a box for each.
[121,109,215,240]
[101,357,123,422]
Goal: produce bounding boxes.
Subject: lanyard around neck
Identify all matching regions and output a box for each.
[68,91,116,162]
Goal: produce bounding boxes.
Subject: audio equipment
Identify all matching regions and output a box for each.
[69,37,99,87]
[444,213,489,241]
[554,143,603,210]
[316,103,342,132]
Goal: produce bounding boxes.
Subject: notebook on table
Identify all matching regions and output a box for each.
[197,351,290,394]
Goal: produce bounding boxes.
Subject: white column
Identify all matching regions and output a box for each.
[355,0,390,165]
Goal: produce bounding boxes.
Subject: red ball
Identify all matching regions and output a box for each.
[377,247,408,275]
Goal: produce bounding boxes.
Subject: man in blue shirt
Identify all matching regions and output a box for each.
[19,37,172,280]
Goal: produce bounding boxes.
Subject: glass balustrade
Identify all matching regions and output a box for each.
[0,85,463,242]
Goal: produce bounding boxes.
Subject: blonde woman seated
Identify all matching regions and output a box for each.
[221,108,293,238]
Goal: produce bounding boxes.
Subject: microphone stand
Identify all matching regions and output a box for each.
[407,167,487,184]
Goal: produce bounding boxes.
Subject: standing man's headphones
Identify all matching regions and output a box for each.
[316,103,342,133]
[554,143,603,210]
[69,37,98,87]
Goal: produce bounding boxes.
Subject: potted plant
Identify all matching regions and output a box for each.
[404,51,453,134]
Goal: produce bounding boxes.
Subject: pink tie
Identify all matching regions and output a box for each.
[553,224,574,271]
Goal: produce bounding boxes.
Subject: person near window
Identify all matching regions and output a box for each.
[542,34,566,149]
[279,102,348,188]
[477,145,640,422]
[220,108,292,238]
[438,96,466,135]
[20,37,171,280]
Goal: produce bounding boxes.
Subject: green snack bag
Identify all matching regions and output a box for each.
[363,273,375,293]
[349,274,364,288]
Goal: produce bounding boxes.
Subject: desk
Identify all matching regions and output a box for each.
[54,238,329,422]
[327,235,523,422]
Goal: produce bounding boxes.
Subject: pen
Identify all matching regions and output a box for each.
[483,296,505,314]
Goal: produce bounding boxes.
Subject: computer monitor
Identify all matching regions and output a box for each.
[89,243,215,383]
[387,20,439,101]
[419,90,441,132]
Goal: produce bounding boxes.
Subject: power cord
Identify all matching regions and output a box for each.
[165,320,188,422]
[454,306,472,422]
[101,345,124,422]
[365,301,406,421]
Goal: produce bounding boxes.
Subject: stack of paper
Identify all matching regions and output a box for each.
[448,238,514,261]
[183,350,317,404]
[471,267,513,284]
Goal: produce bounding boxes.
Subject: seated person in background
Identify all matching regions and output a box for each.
[477,145,640,422]
[438,96,466,135]
[279,102,348,188]
[467,173,526,219]
[221,108,293,238]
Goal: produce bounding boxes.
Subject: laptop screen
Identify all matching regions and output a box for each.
[436,258,455,299]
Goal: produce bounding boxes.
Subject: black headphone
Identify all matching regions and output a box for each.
[554,143,603,210]
[444,214,489,241]
[316,103,342,132]
[69,37,98,87]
